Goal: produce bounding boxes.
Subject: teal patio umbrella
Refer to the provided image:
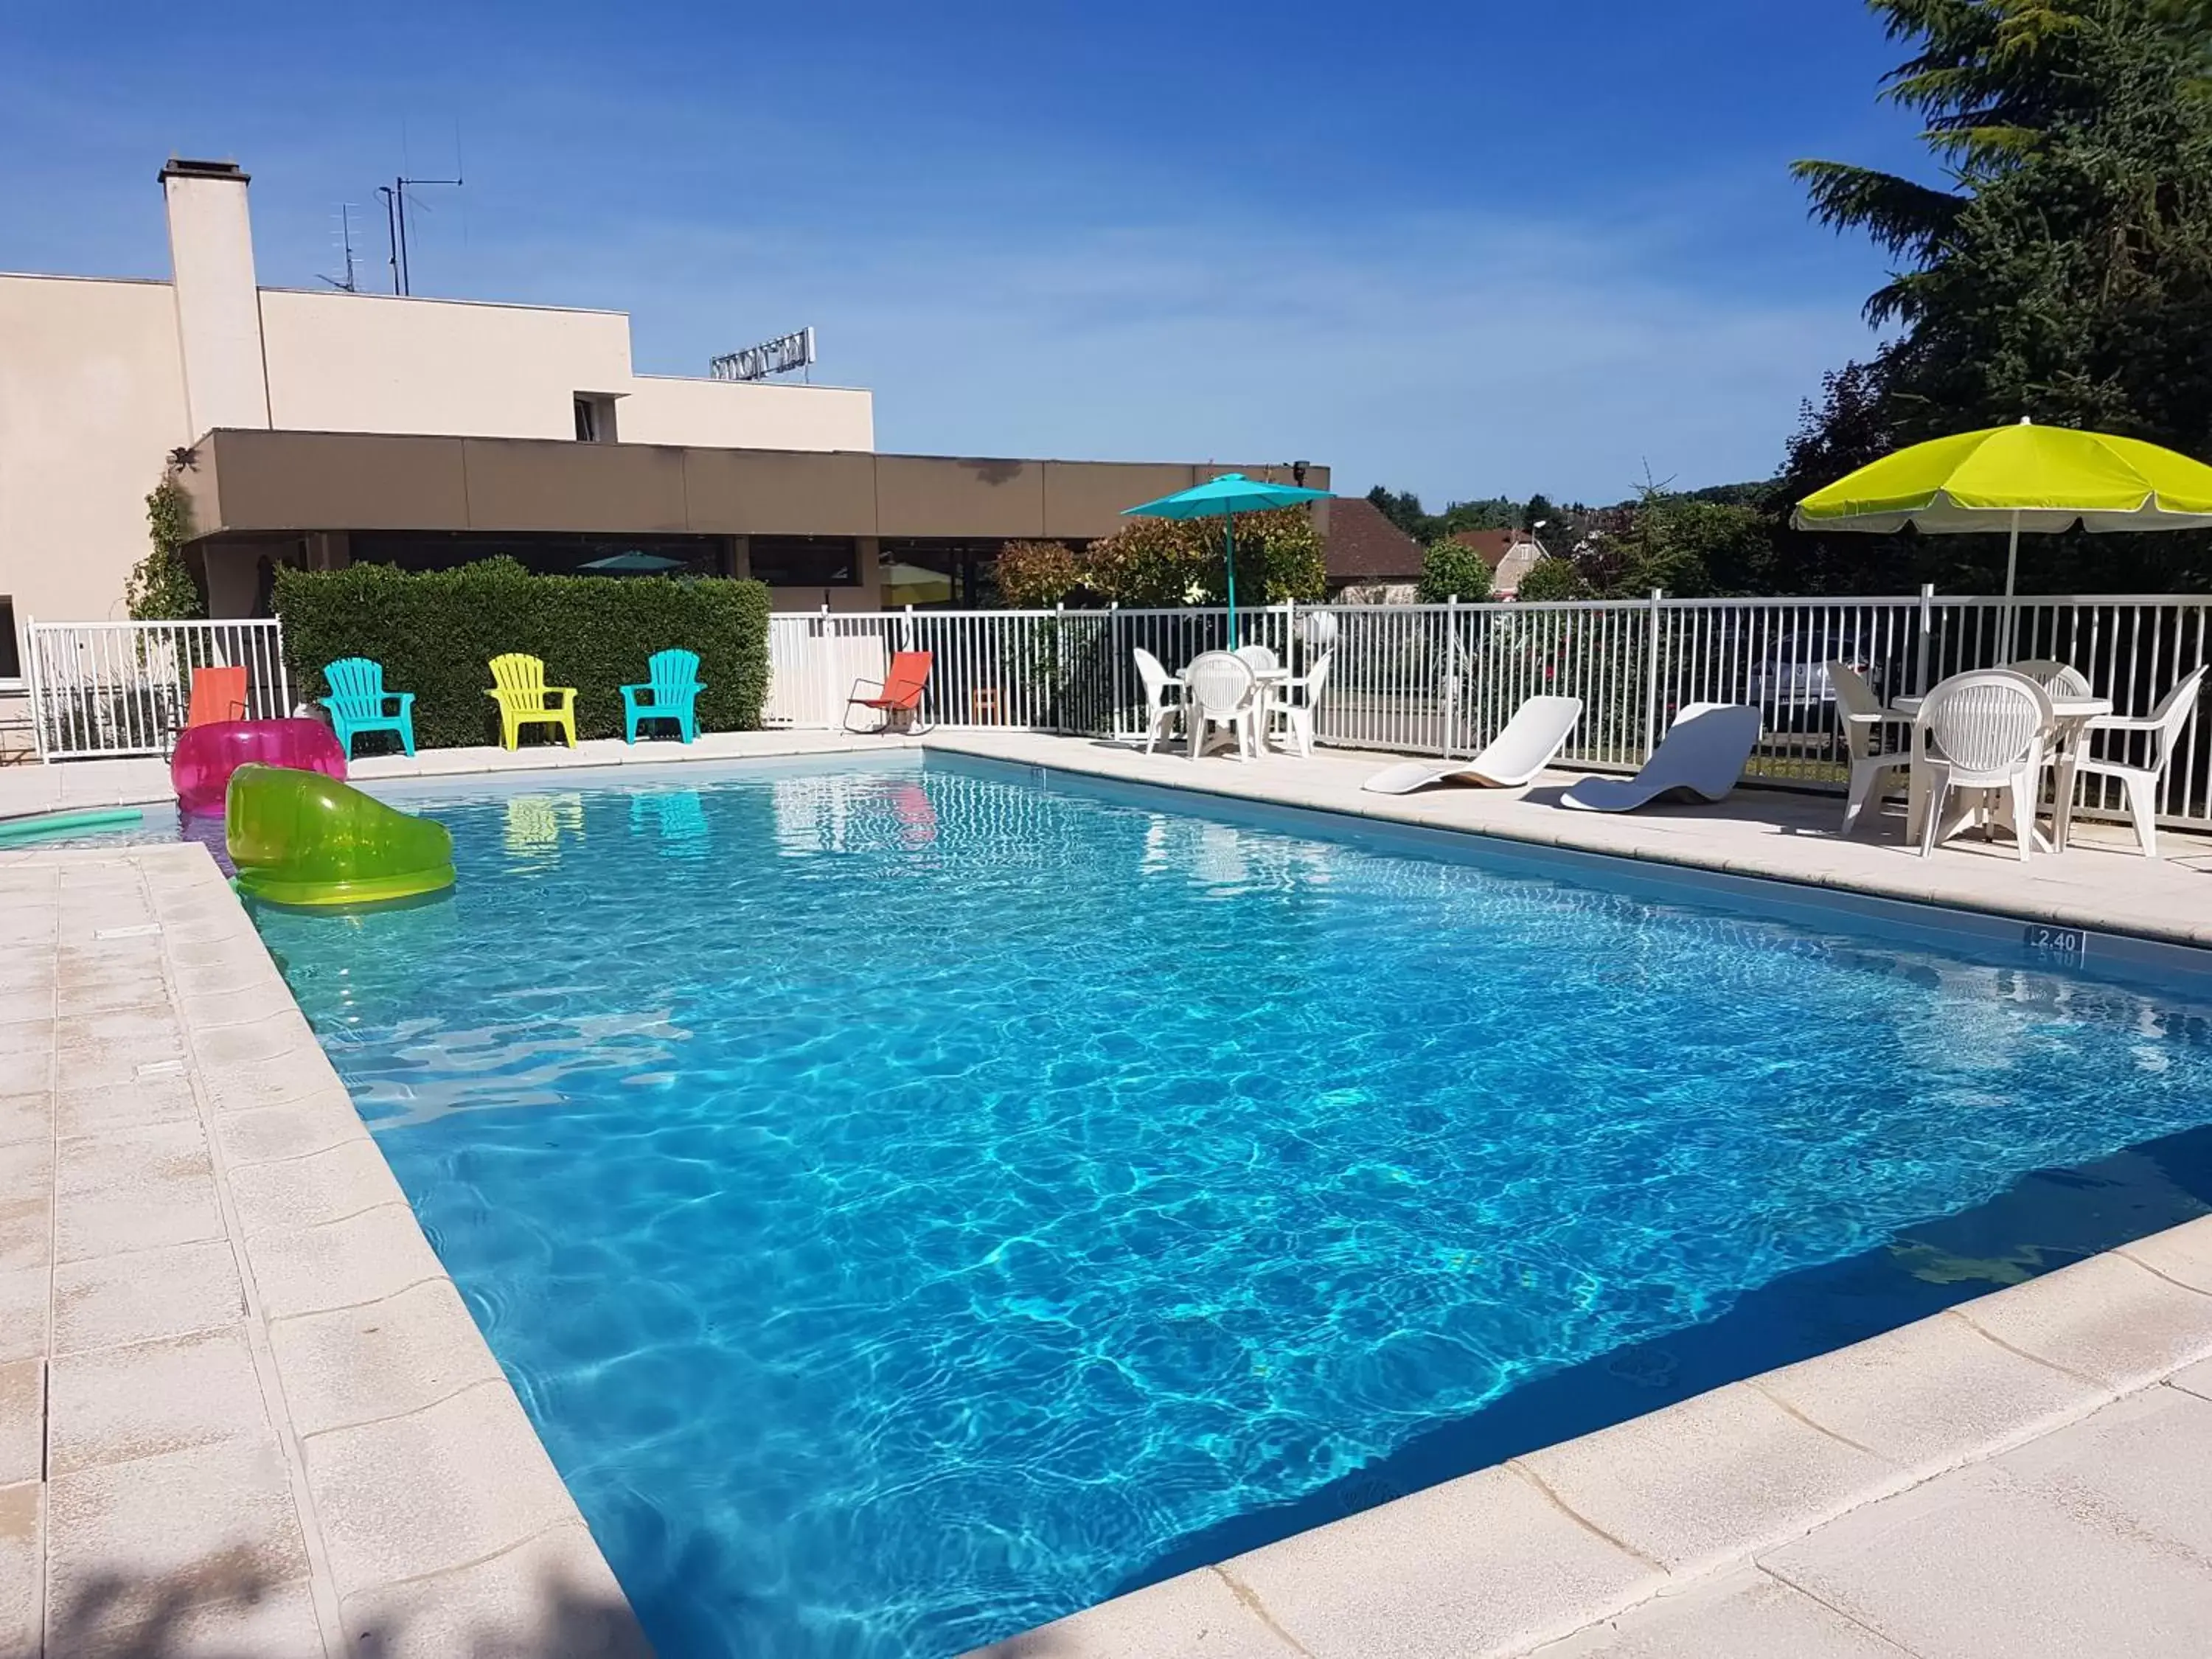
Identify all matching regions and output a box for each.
[1122,472,1333,644]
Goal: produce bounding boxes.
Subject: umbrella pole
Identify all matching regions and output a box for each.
[1224,510,1239,647]
[2002,509,2021,659]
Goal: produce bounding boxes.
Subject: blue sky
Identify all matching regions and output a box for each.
[0,1,1929,505]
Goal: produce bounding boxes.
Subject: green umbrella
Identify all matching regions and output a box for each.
[1123,472,1333,644]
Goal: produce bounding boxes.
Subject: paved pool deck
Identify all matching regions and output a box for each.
[6,728,2212,1658]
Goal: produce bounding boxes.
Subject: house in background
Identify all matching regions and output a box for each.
[1321,505,1559,604]
[1322,497,1425,602]
[1450,529,1551,599]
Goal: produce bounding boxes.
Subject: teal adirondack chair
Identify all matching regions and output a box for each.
[318,658,417,757]
[621,649,704,744]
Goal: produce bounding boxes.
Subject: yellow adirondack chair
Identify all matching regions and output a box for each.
[484,653,578,750]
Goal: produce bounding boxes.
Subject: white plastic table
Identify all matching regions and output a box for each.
[1891,692,2112,851]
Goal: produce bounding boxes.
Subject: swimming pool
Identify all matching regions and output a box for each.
[251,755,2212,1658]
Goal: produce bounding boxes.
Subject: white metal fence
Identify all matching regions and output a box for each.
[26,599,2209,831]
[770,591,2212,831]
[24,619,291,760]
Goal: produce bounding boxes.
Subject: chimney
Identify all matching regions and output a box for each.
[160,158,271,437]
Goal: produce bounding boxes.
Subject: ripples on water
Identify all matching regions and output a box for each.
[251,757,2212,1659]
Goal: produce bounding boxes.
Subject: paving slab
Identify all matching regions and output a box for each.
[967,1565,1301,1658]
[341,1521,655,1659]
[44,1438,312,1649]
[1530,1566,1907,1658]
[1950,1250,2212,1391]
[1753,1310,2110,1480]
[1220,1464,1664,1659]
[52,1238,246,1354]
[0,1265,46,1364]
[47,1324,274,1475]
[243,1203,446,1321]
[0,1482,40,1659]
[52,1119,223,1263]
[0,1359,41,1487]
[300,1379,593,1595]
[270,1277,506,1440]
[224,1138,409,1234]
[1761,1444,2212,1658]
[1512,1382,1908,1579]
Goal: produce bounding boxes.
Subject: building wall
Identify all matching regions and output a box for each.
[619,375,872,452]
[260,289,633,439]
[0,275,192,641]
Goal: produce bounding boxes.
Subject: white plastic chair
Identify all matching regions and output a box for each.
[2006,658,2093,698]
[1560,703,1761,812]
[1183,651,1258,760]
[1830,661,1913,835]
[1272,651,1334,757]
[1914,670,2052,863]
[1130,647,1183,755]
[1234,644,1279,674]
[1364,696,1584,793]
[2071,665,2205,858]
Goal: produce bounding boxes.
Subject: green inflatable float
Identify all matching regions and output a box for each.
[226,764,455,908]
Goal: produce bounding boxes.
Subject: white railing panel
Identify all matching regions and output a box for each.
[27,619,291,760]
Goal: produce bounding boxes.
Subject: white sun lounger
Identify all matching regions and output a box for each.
[1363,696,1585,795]
[1559,703,1761,813]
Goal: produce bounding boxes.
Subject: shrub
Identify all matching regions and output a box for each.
[1081,507,1326,608]
[1514,557,1591,602]
[273,558,771,748]
[128,477,205,620]
[1416,539,1495,603]
[995,540,1084,608]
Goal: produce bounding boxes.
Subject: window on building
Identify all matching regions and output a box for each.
[573,394,617,443]
[349,531,732,578]
[0,597,19,683]
[748,537,860,587]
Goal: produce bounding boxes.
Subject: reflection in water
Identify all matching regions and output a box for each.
[630,790,710,858]
[504,793,585,856]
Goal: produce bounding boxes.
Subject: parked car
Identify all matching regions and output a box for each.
[1748,623,1905,726]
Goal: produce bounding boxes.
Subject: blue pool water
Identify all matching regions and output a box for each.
[252,757,2212,1658]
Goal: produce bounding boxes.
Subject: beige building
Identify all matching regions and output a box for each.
[0,157,1325,693]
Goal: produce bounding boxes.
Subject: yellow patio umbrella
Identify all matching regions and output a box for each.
[1794,420,2212,650]
[880,561,955,608]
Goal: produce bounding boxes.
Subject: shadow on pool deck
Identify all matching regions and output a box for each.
[1115,1119,2212,1599]
[43,1556,650,1658]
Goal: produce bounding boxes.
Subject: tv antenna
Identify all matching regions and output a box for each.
[319,204,361,292]
[375,140,465,296]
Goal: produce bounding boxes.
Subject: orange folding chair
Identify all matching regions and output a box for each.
[185,666,248,728]
[844,650,934,734]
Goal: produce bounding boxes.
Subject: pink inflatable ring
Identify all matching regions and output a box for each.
[171,718,349,819]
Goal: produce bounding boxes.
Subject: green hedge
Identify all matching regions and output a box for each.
[272,558,771,748]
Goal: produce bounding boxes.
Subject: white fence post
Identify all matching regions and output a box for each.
[1914,583,1935,697]
[1444,594,1461,761]
[1641,588,1666,759]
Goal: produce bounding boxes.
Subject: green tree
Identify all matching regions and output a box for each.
[1416,539,1495,602]
[1785,0,2212,591]
[1514,557,1590,602]
[1365,485,1431,540]
[127,476,204,620]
